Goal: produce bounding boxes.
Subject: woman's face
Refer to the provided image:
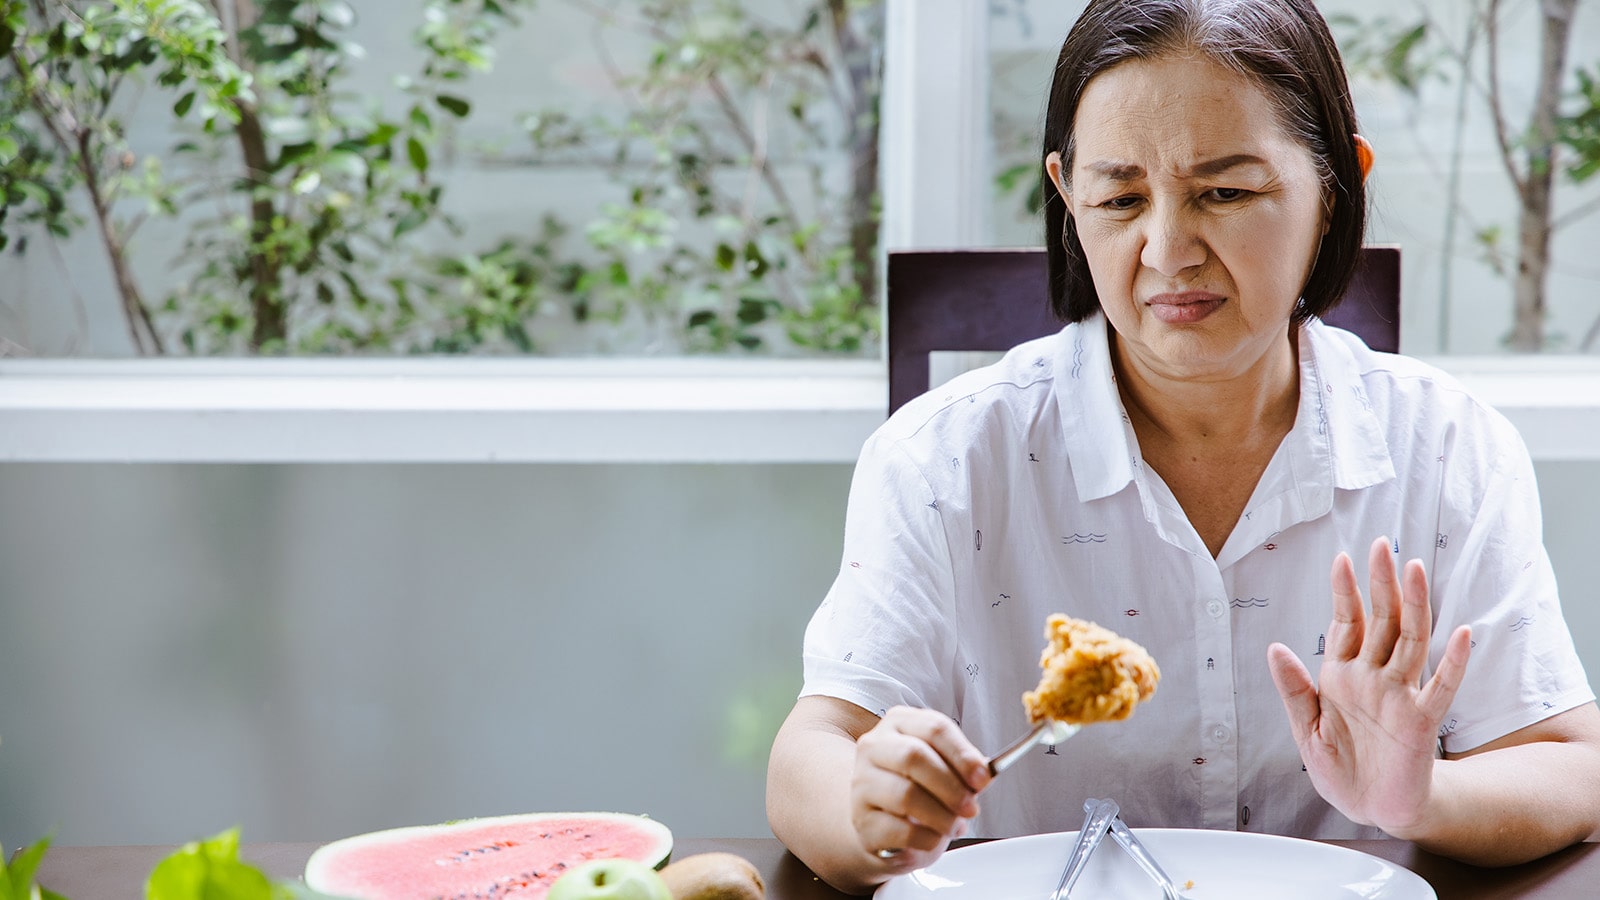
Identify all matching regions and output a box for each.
[1048,53,1330,384]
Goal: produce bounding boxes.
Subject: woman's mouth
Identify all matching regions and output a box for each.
[1146,291,1226,324]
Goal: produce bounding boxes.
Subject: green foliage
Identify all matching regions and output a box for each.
[162,0,535,354]
[144,828,341,900]
[1561,65,1600,184]
[0,0,881,357]
[145,829,274,900]
[1,835,68,900]
[477,0,884,356]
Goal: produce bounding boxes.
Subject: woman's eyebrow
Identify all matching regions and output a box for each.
[1081,154,1271,182]
[1187,153,1271,178]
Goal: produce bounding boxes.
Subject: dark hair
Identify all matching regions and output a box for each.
[1042,0,1365,325]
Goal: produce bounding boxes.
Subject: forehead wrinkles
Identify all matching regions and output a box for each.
[1068,57,1297,186]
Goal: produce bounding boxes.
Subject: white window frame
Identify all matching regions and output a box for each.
[1,0,1597,464]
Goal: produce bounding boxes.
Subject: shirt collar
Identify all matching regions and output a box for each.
[1053,314,1395,506]
[1056,314,1140,502]
[1293,318,1396,494]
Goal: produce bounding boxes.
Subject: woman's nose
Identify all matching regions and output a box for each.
[1139,205,1207,276]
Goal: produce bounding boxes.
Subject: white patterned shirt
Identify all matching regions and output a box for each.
[800,314,1594,840]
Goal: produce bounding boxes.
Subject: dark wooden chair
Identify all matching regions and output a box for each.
[886,246,1400,415]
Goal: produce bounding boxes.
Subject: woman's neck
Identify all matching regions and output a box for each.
[1110,326,1301,449]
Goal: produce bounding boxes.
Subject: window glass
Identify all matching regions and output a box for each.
[0,0,882,358]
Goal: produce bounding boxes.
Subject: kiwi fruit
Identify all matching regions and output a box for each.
[658,852,765,900]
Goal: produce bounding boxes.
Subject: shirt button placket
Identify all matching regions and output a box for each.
[1198,590,1237,831]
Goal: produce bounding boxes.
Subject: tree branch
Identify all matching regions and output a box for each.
[75,127,164,354]
[1484,0,1529,199]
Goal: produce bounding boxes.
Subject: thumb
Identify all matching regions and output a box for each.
[1268,642,1319,745]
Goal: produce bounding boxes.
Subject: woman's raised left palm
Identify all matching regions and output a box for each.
[1267,537,1473,833]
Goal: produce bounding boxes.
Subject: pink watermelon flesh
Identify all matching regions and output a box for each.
[303,812,673,900]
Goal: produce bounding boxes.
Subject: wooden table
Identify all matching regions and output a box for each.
[33,837,1600,899]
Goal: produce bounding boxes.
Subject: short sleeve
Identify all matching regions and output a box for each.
[1429,412,1595,752]
[800,432,961,719]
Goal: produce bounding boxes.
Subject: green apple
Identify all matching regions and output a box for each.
[546,859,672,900]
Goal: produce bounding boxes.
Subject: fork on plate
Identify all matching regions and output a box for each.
[1057,798,1196,900]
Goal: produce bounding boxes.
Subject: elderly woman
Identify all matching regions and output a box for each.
[765,0,1600,894]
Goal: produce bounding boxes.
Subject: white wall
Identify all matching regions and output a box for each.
[0,463,851,846]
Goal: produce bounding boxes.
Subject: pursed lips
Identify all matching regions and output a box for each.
[1145,291,1226,324]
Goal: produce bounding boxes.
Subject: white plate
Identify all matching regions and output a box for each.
[875,829,1436,899]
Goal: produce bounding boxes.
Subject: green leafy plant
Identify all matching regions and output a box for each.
[453,0,884,355]
[0,0,252,353]
[0,0,532,356]
[145,828,340,900]
[1,835,67,900]
[145,829,276,900]
[1,0,885,358]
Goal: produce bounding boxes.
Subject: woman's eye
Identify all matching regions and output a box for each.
[1100,196,1141,210]
[1208,187,1248,202]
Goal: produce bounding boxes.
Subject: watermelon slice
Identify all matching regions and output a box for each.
[303,812,673,900]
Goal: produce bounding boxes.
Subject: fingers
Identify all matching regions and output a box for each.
[1266,642,1318,746]
[1360,537,1403,667]
[1386,557,1433,681]
[1325,551,1365,661]
[1418,625,1472,722]
[852,707,987,856]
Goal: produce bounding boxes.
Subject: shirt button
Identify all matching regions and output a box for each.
[1212,725,1232,743]
[1206,599,1225,618]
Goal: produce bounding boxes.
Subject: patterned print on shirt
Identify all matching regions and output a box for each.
[1439,717,1459,738]
[1436,533,1449,549]
[975,530,983,551]
[927,499,940,511]
[1263,530,1281,551]
[1206,657,1215,670]
[1063,533,1108,544]
[993,593,1009,609]
[966,663,980,684]
[1029,452,1040,462]
[1124,609,1141,617]
[1315,633,1326,656]
[1230,597,1270,609]
[1510,615,1535,632]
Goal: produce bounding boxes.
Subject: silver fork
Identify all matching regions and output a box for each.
[1099,807,1195,900]
[876,719,1080,860]
[1050,797,1119,899]
[987,718,1080,776]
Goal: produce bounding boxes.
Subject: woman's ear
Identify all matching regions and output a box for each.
[1045,150,1072,210]
[1354,134,1374,181]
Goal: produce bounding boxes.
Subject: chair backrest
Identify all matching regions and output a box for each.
[886,245,1400,415]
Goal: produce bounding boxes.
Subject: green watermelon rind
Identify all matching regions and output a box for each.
[302,811,674,897]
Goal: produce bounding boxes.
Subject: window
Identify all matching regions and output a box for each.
[1,0,1598,464]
